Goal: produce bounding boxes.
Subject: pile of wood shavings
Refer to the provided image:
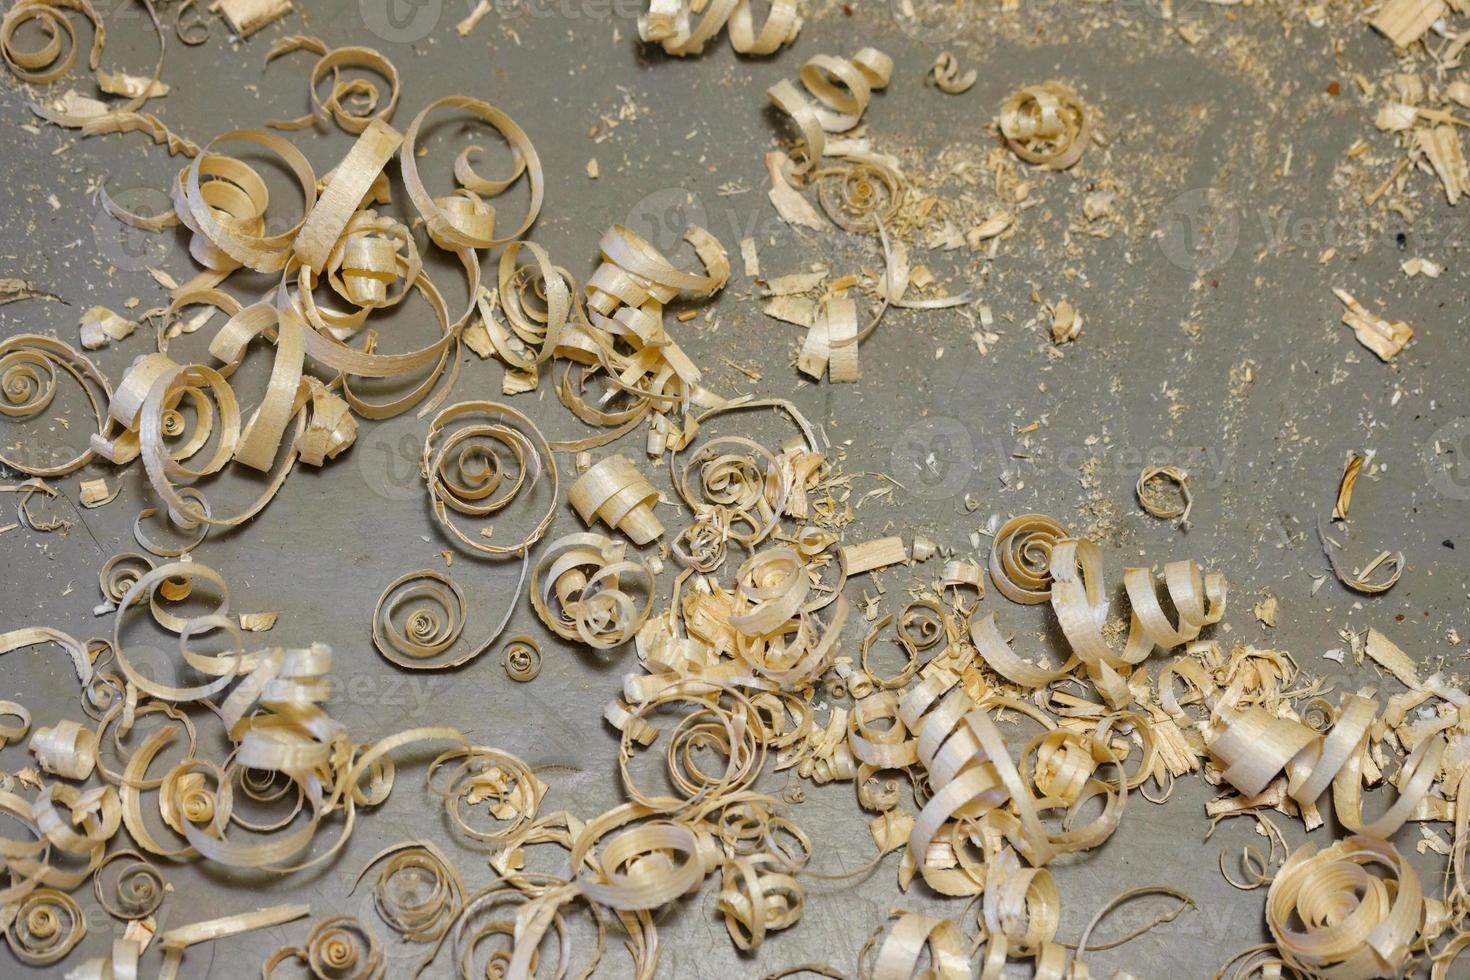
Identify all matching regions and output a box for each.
[0,2,1463,979]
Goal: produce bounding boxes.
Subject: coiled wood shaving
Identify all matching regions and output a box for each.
[501,635,543,682]
[422,400,558,557]
[0,334,114,477]
[6,888,85,965]
[93,847,166,920]
[988,514,1070,604]
[767,48,893,175]
[638,0,801,57]
[266,35,400,135]
[1266,835,1420,979]
[532,532,654,650]
[999,82,1092,170]
[352,839,463,943]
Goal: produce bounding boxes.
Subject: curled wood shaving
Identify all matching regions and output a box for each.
[717,853,804,951]
[93,848,166,920]
[1267,836,1421,979]
[1333,451,1364,521]
[373,567,520,670]
[29,719,98,779]
[422,401,558,557]
[352,840,463,943]
[999,82,1092,171]
[1136,466,1193,527]
[533,533,653,650]
[988,514,1069,603]
[501,635,543,682]
[861,911,967,979]
[402,96,543,252]
[6,888,85,965]
[0,700,30,749]
[767,48,893,175]
[639,0,801,56]
[1316,515,1404,594]
[570,454,665,544]
[175,0,208,43]
[926,53,976,95]
[1,0,104,86]
[0,334,114,477]
[1073,885,1195,962]
[266,36,399,135]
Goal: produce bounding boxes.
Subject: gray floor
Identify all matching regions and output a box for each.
[0,0,1466,975]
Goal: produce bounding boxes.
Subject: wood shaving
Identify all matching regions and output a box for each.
[79,305,135,350]
[1334,289,1413,361]
[926,53,976,95]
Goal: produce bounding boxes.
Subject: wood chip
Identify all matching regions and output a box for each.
[239,612,278,632]
[840,536,908,575]
[0,278,58,304]
[78,478,117,509]
[79,306,136,350]
[1333,289,1412,361]
[1417,125,1470,204]
[210,0,292,39]
[1369,0,1445,48]
[1051,301,1081,344]
[740,237,760,278]
[763,295,817,327]
[763,271,827,296]
[1400,256,1442,278]
[1364,628,1423,690]
[1253,594,1278,628]
[456,0,492,34]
